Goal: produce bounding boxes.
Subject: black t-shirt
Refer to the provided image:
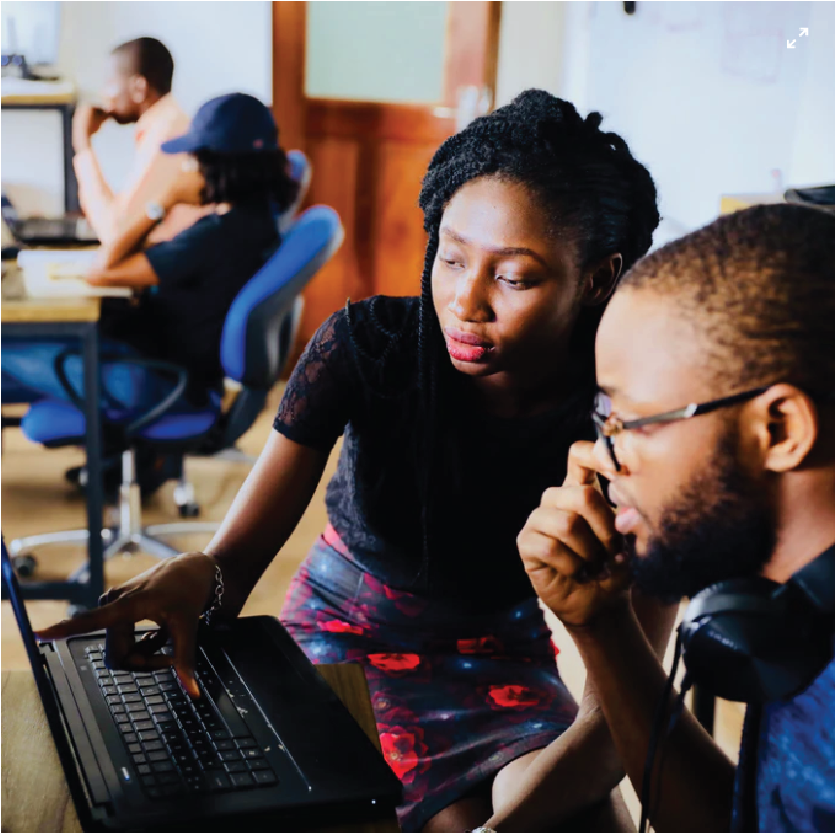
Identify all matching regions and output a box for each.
[274,295,597,608]
[101,202,279,402]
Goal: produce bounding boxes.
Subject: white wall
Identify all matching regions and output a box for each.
[497,0,835,248]
[495,2,566,108]
[2,1,272,214]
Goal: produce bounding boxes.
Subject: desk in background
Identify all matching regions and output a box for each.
[1,81,80,214]
[719,192,784,216]
[1,270,105,611]
[0,664,399,833]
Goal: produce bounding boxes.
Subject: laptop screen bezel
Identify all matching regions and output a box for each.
[1,539,93,825]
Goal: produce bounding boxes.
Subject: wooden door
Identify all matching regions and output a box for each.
[272,1,501,352]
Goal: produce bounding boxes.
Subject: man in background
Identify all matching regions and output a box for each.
[73,36,209,246]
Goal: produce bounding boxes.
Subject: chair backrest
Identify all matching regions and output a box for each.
[221,205,343,390]
[277,150,312,234]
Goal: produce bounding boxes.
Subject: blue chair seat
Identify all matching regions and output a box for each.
[22,399,220,446]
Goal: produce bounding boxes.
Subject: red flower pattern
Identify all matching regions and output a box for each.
[457,636,502,655]
[365,575,427,617]
[487,684,544,710]
[377,706,431,784]
[280,533,576,832]
[368,653,421,673]
[318,617,364,635]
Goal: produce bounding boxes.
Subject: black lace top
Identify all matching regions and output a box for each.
[274,295,596,607]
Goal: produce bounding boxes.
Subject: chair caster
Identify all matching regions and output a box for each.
[178,503,201,519]
[12,553,37,579]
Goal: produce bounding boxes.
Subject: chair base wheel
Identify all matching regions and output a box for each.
[178,503,201,519]
[12,554,37,579]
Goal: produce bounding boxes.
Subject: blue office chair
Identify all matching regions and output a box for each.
[278,150,312,234]
[9,206,343,575]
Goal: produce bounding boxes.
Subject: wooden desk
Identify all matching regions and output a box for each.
[1,276,106,611]
[1,665,399,833]
[1,91,77,106]
[1,294,101,323]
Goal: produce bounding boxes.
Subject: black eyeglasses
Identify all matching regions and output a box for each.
[592,385,771,472]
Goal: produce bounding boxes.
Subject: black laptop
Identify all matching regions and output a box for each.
[1,543,402,832]
[1,194,100,247]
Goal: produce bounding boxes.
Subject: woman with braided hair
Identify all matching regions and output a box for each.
[39,90,677,831]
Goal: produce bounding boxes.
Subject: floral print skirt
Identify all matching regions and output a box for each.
[280,526,578,832]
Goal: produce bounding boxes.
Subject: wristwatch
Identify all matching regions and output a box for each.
[471,827,497,833]
[145,201,166,224]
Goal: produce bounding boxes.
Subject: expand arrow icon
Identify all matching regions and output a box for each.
[787,38,796,48]
[799,27,809,37]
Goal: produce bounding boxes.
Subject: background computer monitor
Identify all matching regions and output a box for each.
[1,1,60,68]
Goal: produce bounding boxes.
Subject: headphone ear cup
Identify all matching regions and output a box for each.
[680,579,832,703]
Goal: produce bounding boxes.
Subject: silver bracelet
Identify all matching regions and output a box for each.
[202,560,224,627]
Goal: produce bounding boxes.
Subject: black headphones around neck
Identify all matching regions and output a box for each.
[639,545,835,832]
[678,545,835,704]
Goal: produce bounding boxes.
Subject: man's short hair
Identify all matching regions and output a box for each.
[112,37,174,96]
[620,204,834,398]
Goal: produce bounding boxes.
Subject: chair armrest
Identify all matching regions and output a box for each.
[53,347,123,413]
[53,350,190,437]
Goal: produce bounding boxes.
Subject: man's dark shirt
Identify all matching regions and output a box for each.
[732,550,835,832]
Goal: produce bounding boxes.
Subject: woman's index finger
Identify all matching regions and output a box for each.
[35,599,133,640]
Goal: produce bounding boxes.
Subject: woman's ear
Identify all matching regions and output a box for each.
[582,253,623,307]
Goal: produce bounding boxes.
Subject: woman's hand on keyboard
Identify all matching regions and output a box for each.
[36,552,217,698]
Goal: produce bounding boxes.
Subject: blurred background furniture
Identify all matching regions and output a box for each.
[279,149,312,232]
[9,205,343,585]
[1,278,106,609]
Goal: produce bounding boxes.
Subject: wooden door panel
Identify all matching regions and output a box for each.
[373,143,438,299]
[302,101,453,335]
[272,2,499,363]
[301,137,360,342]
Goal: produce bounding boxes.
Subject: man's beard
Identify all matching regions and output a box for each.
[626,432,776,602]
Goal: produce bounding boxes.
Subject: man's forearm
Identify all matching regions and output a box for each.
[487,701,624,831]
[569,602,735,832]
[95,201,165,271]
[74,148,117,244]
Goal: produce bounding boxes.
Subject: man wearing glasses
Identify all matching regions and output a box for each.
[517,204,834,832]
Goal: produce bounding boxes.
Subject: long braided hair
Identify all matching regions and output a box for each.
[358,90,660,586]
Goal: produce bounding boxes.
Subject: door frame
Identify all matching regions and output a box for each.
[271,1,502,155]
[270,1,502,360]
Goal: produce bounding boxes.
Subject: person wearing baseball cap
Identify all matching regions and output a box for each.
[3,93,299,493]
[161,91,282,156]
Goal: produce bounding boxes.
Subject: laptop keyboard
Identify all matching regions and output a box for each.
[84,642,279,798]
